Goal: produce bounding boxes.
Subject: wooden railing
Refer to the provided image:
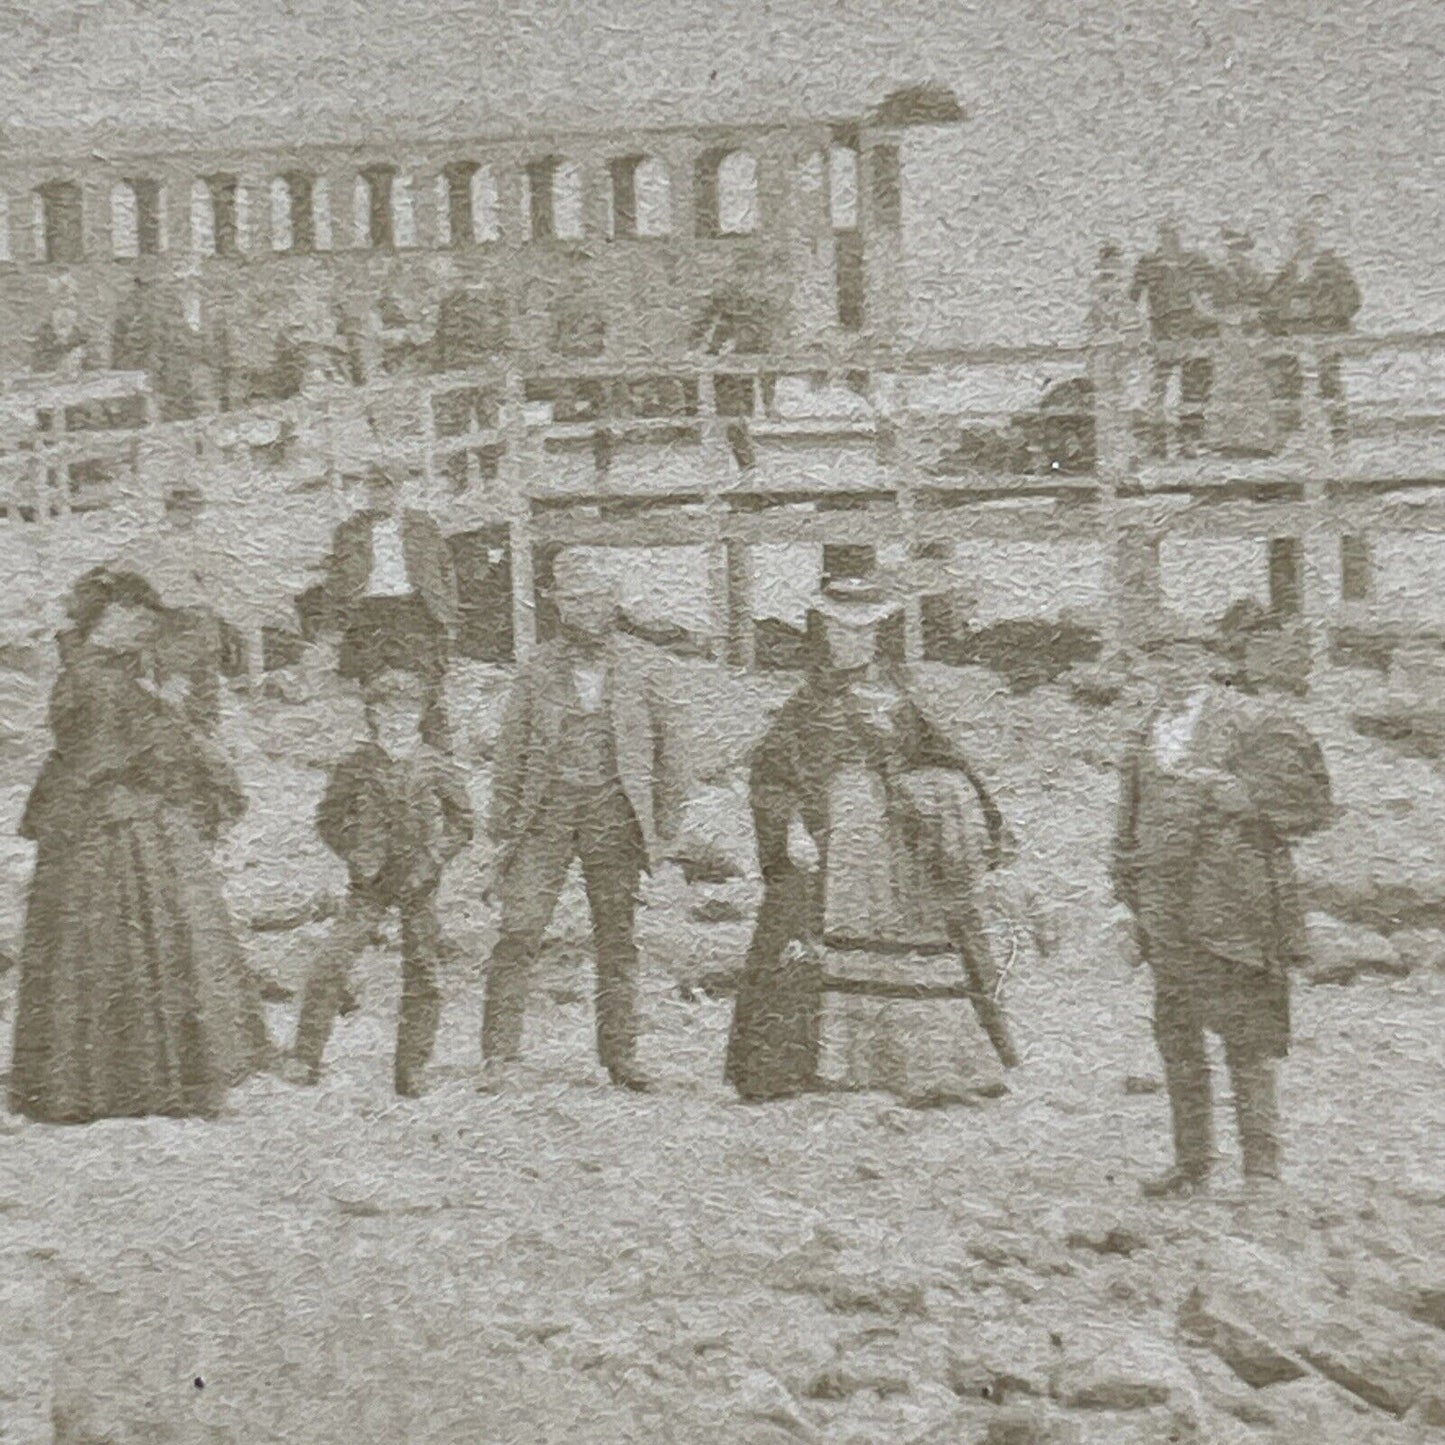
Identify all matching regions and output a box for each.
[6,330,1445,661]
[0,371,154,522]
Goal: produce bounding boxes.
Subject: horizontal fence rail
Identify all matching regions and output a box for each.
[5,332,1445,662]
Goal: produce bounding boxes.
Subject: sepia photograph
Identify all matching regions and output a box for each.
[1,1,1443,1439]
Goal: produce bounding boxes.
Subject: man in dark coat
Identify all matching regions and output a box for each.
[1263,209,1362,444]
[1130,220,1220,458]
[321,461,459,750]
[479,549,690,1093]
[1111,603,1333,1197]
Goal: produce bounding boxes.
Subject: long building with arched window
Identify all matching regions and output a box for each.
[0,87,959,385]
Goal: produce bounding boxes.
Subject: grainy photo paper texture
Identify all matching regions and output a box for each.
[1,2,1443,1439]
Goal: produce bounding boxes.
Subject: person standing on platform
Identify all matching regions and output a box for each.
[1111,604,1333,1198]
[1264,203,1362,445]
[1130,220,1219,458]
[321,460,459,752]
[31,274,92,378]
[1196,228,1281,458]
[479,549,690,1094]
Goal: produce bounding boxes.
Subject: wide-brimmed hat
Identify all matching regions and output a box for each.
[812,573,906,629]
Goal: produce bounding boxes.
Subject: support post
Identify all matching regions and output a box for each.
[1110,511,1163,647]
[509,514,536,662]
[724,536,755,670]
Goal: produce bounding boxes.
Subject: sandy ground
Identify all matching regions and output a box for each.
[0,656,1442,1442]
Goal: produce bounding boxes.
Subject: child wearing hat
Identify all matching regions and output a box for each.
[287,663,474,1096]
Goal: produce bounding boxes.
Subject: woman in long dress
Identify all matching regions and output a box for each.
[1199,231,1282,458]
[725,576,1018,1106]
[9,569,268,1124]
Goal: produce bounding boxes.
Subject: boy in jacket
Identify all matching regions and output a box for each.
[286,665,474,1096]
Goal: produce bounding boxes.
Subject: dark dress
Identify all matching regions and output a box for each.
[9,646,267,1123]
[725,670,1012,1103]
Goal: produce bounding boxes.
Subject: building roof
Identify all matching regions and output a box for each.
[1,1,960,159]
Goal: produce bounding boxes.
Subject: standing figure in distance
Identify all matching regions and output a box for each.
[1111,605,1333,1198]
[321,460,459,751]
[1130,220,1220,458]
[1263,201,1362,445]
[1196,227,1281,458]
[286,665,474,1097]
[480,549,690,1093]
[31,274,92,378]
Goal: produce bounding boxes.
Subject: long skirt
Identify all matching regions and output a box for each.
[819,766,1004,1104]
[818,944,1005,1104]
[9,793,268,1123]
[1205,327,1281,457]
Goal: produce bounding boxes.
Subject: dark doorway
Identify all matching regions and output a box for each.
[449,527,515,662]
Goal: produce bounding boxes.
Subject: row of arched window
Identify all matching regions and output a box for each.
[1,145,876,265]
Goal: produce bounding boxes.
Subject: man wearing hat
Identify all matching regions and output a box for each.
[480,548,691,1092]
[1263,201,1362,444]
[1129,218,1219,458]
[287,663,475,1096]
[1111,602,1332,1197]
[321,460,459,749]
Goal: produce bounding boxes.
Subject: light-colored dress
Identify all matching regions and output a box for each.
[1205,312,1281,457]
[817,700,1005,1104]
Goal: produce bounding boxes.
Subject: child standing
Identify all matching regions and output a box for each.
[286,666,474,1096]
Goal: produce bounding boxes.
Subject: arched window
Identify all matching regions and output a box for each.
[110,179,165,258]
[608,155,672,239]
[270,178,292,253]
[34,181,85,263]
[190,179,214,255]
[111,182,139,258]
[695,149,758,237]
[438,162,499,246]
[393,173,418,248]
[828,145,859,232]
[524,156,584,241]
[471,165,500,242]
[313,177,333,251]
[194,174,240,255]
[270,172,317,253]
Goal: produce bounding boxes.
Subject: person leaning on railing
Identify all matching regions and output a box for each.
[1262,212,1362,445]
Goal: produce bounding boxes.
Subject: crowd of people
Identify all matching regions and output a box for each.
[4,471,1336,1200]
[1089,199,1363,461]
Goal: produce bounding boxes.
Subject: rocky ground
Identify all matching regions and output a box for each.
[0,650,1442,1443]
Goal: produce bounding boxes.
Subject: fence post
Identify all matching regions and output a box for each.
[1092,328,1160,648]
[500,365,537,662]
